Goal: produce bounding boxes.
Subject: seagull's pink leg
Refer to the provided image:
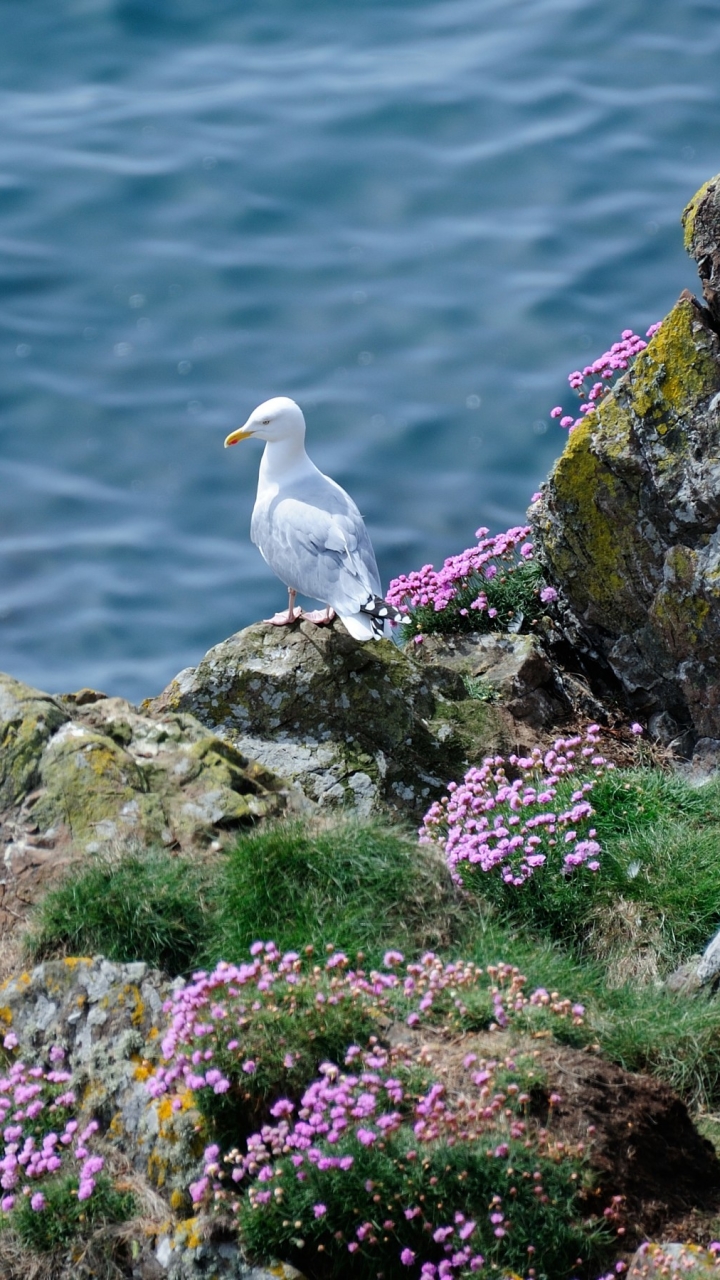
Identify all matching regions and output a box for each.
[300,606,336,625]
[265,587,302,626]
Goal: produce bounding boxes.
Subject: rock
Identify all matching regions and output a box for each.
[664,959,702,994]
[532,192,720,743]
[628,1242,720,1279]
[146,620,487,817]
[0,956,202,1199]
[418,632,566,728]
[683,173,720,325]
[0,672,285,929]
[696,925,720,986]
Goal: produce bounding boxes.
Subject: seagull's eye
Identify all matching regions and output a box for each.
[262,418,271,425]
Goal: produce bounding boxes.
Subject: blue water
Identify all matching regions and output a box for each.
[1,0,719,701]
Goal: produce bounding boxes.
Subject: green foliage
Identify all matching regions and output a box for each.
[409,558,545,638]
[206,819,460,968]
[26,849,210,976]
[454,767,720,974]
[238,1117,610,1280]
[461,674,500,702]
[6,1174,134,1253]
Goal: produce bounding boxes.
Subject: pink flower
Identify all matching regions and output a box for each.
[630,722,643,735]
[313,1203,327,1217]
[540,586,558,603]
[401,1248,416,1265]
[30,1192,45,1211]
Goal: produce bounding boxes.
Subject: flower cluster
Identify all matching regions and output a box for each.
[185,1023,602,1279]
[549,324,661,434]
[387,526,544,639]
[147,947,584,1115]
[421,727,612,888]
[0,1043,107,1219]
[147,947,603,1276]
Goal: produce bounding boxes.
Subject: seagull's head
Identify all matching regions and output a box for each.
[224,396,306,447]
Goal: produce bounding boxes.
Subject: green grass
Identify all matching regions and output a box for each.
[26,848,211,976]
[457,768,720,975]
[26,818,463,977]
[24,771,720,1108]
[205,818,461,967]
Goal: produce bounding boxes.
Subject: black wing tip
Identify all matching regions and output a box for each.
[360,595,404,633]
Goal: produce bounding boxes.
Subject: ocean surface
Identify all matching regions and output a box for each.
[1,0,719,702]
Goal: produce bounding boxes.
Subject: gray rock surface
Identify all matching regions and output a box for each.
[146,620,491,817]
[0,956,305,1278]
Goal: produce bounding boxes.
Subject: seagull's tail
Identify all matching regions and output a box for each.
[340,596,409,642]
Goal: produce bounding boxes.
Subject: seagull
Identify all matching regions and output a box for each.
[224,396,405,641]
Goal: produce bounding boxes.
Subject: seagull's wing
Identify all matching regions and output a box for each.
[252,470,382,614]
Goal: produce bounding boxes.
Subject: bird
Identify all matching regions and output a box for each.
[224,396,406,641]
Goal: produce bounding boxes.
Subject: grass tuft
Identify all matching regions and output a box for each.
[206,818,462,968]
[26,848,210,976]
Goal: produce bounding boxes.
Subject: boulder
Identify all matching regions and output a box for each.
[0,956,306,1279]
[627,1243,720,1279]
[0,673,284,928]
[532,177,720,744]
[146,620,494,817]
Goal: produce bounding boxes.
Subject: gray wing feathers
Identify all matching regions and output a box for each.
[251,472,382,614]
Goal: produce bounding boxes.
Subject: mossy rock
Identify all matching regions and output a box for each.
[146,620,506,817]
[0,675,285,899]
[532,284,720,741]
[0,673,69,808]
[683,171,720,323]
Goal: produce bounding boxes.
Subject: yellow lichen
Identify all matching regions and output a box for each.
[63,956,92,969]
[170,1188,185,1211]
[627,298,718,423]
[0,1008,12,1027]
[682,174,719,252]
[107,1111,125,1139]
[175,1216,202,1250]
[545,417,628,609]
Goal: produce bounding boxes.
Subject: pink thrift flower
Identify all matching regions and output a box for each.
[631,722,643,735]
[30,1192,45,1211]
[401,1248,416,1265]
[540,586,558,603]
[313,1203,327,1217]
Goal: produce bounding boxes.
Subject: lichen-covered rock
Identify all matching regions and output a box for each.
[0,957,202,1198]
[0,675,285,929]
[532,267,720,742]
[146,621,481,817]
[628,1242,720,1279]
[683,171,720,325]
[416,632,567,729]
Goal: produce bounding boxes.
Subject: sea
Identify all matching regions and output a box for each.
[1,0,719,702]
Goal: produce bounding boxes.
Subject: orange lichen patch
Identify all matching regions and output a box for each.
[157,1097,175,1125]
[147,1026,159,1040]
[63,956,92,969]
[107,1111,125,1139]
[0,1007,12,1027]
[132,1057,154,1083]
[175,1216,202,1250]
[170,1188,186,1211]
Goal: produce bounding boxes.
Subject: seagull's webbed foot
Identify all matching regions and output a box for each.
[264,608,302,626]
[264,588,301,626]
[300,607,336,626]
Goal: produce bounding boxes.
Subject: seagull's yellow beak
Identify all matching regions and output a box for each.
[224,427,254,448]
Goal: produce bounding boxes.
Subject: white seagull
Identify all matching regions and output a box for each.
[224,396,405,641]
